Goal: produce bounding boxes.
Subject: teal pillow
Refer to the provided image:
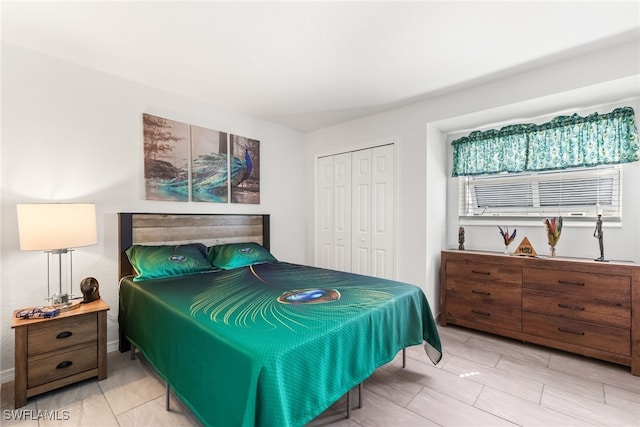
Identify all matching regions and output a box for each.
[207,242,277,270]
[125,243,213,281]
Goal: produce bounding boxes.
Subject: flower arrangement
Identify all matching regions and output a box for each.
[544,216,563,256]
[498,226,516,254]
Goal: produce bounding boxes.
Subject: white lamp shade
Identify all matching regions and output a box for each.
[17,203,97,251]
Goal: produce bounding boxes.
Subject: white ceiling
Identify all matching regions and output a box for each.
[2,1,639,132]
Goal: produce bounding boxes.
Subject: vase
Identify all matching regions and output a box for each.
[550,245,556,257]
[504,245,510,255]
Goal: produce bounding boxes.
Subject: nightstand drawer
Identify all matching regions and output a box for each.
[27,313,97,356]
[28,342,98,388]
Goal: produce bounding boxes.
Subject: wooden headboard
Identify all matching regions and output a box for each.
[118,213,270,279]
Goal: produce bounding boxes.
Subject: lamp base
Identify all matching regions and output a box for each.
[48,300,82,312]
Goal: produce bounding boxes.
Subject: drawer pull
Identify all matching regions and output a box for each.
[471,310,491,317]
[471,270,491,276]
[558,328,585,336]
[56,361,73,369]
[558,303,585,311]
[56,331,73,339]
[471,290,491,296]
[557,280,585,286]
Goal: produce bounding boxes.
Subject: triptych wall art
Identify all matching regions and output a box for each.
[142,113,260,204]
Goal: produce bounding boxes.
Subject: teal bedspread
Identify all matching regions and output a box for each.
[118,262,441,426]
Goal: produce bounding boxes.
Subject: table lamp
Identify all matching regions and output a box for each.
[16,203,97,304]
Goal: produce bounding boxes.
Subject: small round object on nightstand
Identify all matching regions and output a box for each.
[80,277,100,303]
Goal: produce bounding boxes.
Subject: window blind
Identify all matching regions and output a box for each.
[459,166,621,218]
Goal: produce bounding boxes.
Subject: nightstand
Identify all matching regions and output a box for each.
[11,299,109,408]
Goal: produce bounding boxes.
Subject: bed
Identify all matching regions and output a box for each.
[118,213,441,427]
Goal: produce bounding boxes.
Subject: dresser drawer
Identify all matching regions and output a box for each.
[446,260,521,285]
[523,267,630,301]
[523,312,630,356]
[445,298,522,331]
[27,342,98,388]
[523,289,630,328]
[27,313,97,356]
[446,279,521,306]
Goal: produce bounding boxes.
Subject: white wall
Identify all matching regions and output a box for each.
[304,38,640,311]
[0,43,306,378]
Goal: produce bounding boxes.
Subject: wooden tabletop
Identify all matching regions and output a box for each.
[11,299,110,328]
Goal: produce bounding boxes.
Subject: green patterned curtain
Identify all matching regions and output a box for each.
[451,107,639,177]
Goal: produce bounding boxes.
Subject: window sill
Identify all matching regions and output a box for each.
[458,216,621,228]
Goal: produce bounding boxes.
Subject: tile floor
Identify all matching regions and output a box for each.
[2,324,639,426]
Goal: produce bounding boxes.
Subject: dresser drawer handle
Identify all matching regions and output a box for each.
[557,280,585,286]
[471,290,491,296]
[471,310,491,317]
[56,331,73,339]
[56,361,73,369]
[471,270,491,275]
[558,328,585,336]
[558,303,585,311]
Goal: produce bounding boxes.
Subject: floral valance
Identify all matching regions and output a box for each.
[451,106,639,177]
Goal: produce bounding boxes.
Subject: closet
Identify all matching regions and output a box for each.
[316,144,395,279]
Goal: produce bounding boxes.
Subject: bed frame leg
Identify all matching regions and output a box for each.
[130,345,136,361]
[345,382,363,419]
[402,347,406,368]
[166,382,171,411]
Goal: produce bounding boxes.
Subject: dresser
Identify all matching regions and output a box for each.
[12,299,109,408]
[440,250,639,376]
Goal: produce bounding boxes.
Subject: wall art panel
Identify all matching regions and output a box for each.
[143,113,189,201]
[191,125,229,203]
[230,134,260,204]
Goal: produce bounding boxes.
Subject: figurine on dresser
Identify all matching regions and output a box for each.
[593,214,607,262]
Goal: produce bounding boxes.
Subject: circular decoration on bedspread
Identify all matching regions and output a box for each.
[277,288,341,304]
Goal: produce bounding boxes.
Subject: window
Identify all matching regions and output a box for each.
[452,106,636,221]
[459,165,621,218]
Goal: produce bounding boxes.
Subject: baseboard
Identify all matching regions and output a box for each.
[1,367,14,385]
[106,339,120,354]
[1,339,120,384]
